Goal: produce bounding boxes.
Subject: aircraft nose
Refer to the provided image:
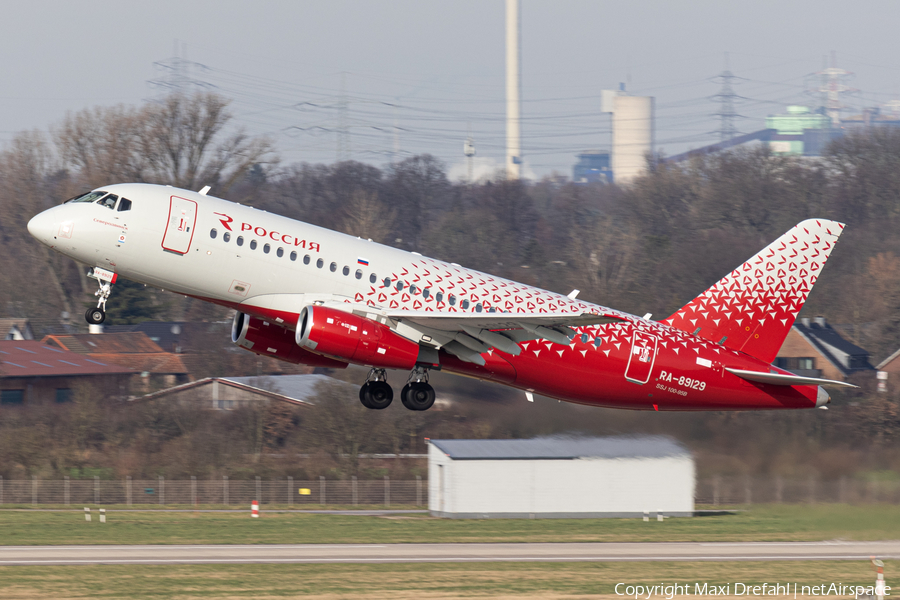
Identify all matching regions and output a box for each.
[27,210,55,244]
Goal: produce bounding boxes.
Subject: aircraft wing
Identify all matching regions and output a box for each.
[384,310,626,331]
[375,309,629,365]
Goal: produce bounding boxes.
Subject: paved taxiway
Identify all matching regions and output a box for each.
[1,541,898,565]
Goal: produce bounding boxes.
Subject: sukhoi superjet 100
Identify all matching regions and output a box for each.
[27,184,852,412]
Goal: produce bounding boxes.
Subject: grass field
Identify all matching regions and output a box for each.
[0,504,898,546]
[0,560,894,599]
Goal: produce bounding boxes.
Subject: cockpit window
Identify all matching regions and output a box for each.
[67,191,107,204]
[117,198,132,212]
[99,194,118,210]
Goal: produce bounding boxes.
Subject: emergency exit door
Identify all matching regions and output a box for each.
[162,196,198,255]
[624,330,658,385]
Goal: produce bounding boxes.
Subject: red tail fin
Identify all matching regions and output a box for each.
[663,219,845,363]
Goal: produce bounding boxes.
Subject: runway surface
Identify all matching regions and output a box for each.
[1,541,898,565]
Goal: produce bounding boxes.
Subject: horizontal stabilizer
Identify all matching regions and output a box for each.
[726,367,856,388]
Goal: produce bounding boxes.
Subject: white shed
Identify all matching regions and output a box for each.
[428,436,694,519]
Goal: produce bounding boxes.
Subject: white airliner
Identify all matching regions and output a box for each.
[27,184,849,412]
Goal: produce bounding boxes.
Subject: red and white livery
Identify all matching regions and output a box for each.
[28,183,851,412]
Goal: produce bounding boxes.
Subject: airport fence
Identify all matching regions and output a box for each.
[0,476,425,507]
[0,475,897,507]
[695,475,900,506]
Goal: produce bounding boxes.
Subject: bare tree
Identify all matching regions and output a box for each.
[142,92,274,190]
[54,105,149,188]
[54,92,274,193]
[339,190,395,243]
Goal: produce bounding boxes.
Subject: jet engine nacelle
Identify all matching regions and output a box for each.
[232,312,348,369]
[296,305,419,370]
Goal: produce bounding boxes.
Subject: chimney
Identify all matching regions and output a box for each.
[814,316,827,327]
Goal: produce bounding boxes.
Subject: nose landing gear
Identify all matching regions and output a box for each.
[85,268,116,325]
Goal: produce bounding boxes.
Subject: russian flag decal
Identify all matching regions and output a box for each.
[357,258,369,266]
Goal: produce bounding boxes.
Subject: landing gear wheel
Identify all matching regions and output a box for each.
[401,382,435,411]
[358,383,374,409]
[364,381,393,409]
[85,307,106,325]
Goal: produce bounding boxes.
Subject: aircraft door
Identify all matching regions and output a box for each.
[624,330,658,385]
[162,196,198,255]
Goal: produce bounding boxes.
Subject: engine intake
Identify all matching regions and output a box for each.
[232,312,348,368]
[296,305,419,370]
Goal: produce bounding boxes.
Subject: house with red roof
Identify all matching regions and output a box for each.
[0,341,133,405]
[42,332,190,392]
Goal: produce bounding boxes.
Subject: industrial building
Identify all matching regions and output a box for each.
[572,151,612,183]
[611,95,655,183]
[571,89,654,184]
[428,436,694,519]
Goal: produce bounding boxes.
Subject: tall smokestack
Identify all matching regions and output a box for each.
[506,0,521,179]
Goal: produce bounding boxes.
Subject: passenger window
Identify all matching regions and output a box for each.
[277,248,284,258]
[304,255,311,265]
[223,232,231,242]
[237,236,244,246]
[263,243,270,254]
[250,240,257,250]
[581,333,588,344]
[290,251,297,261]
[462,299,470,309]
[396,281,404,291]
[330,262,337,272]
[369,273,377,284]
[342,266,350,276]
[117,198,132,212]
[448,295,456,306]
[409,285,417,294]
[355,269,363,280]
[422,288,430,299]
[99,194,118,209]
[488,307,496,313]
[383,277,391,287]
[436,292,443,303]
[316,258,324,268]
[594,337,603,347]
[210,229,218,239]
[475,303,482,313]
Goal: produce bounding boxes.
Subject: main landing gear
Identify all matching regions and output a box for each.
[358,366,436,411]
[84,269,114,325]
[359,369,393,410]
[400,366,435,411]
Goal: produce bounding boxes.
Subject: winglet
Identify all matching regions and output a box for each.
[198,186,211,196]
